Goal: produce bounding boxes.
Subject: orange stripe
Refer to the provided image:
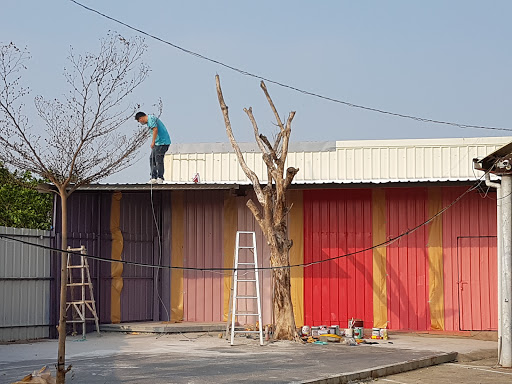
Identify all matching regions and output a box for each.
[110,191,123,324]
[171,191,184,322]
[428,187,444,330]
[289,190,304,327]
[372,189,387,328]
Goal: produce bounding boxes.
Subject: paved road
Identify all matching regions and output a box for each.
[367,357,512,384]
[0,332,504,383]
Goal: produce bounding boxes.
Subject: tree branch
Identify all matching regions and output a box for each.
[216,75,265,204]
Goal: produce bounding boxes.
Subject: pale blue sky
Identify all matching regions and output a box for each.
[2,1,511,182]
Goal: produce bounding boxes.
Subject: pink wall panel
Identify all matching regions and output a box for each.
[442,187,497,331]
[303,189,373,328]
[182,191,224,322]
[458,237,497,331]
[385,188,429,331]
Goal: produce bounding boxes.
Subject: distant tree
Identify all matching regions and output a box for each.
[216,75,299,340]
[0,163,53,230]
[0,34,149,383]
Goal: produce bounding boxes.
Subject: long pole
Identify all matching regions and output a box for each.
[500,174,512,367]
[486,174,502,355]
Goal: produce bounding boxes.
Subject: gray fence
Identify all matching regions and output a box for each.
[0,226,52,341]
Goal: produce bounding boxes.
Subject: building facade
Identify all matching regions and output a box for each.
[55,137,509,332]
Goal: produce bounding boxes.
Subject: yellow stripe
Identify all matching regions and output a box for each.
[110,191,123,324]
[428,187,444,330]
[372,189,387,328]
[288,190,304,327]
[171,191,184,322]
[223,192,238,321]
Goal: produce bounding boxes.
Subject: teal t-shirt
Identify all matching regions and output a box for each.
[147,115,171,145]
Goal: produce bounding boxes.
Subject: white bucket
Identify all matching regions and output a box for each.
[345,328,353,337]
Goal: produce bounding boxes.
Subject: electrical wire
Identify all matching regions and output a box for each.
[68,0,512,133]
[0,162,498,272]
[150,181,170,321]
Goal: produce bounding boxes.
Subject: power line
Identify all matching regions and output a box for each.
[0,166,495,272]
[68,0,512,133]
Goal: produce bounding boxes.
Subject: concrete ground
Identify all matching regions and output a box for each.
[0,330,508,384]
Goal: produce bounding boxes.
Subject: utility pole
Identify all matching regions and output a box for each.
[475,145,512,368]
[500,174,512,367]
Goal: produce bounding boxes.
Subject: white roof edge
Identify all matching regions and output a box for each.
[168,137,512,154]
[335,136,512,148]
[181,177,493,186]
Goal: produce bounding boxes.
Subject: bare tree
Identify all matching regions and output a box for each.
[0,33,149,383]
[216,75,299,340]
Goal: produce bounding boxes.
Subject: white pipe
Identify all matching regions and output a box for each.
[485,174,502,363]
[500,174,512,367]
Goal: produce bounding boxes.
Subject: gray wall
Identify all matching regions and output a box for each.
[0,226,52,341]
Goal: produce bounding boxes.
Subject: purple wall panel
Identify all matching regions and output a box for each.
[118,192,158,322]
[58,192,111,326]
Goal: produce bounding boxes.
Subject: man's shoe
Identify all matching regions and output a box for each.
[156,178,164,184]
[148,178,157,184]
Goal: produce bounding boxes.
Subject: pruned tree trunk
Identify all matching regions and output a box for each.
[216,75,299,340]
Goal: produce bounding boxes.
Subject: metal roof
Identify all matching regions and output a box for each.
[473,140,512,175]
[75,182,240,191]
[164,136,512,185]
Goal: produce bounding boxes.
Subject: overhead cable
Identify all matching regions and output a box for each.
[68,0,512,133]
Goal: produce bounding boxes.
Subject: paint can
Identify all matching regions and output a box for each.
[371,328,381,339]
[345,328,353,337]
[354,327,364,339]
[311,326,320,337]
[329,325,339,335]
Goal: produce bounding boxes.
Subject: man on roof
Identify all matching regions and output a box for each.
[135,112,171,184]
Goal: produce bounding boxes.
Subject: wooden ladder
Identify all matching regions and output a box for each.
[66,246,100,338]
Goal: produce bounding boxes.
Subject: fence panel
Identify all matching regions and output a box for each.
[0,226,52,341]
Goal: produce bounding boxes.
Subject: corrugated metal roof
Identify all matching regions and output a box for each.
[75,183,241,191]
[164,137,512,184]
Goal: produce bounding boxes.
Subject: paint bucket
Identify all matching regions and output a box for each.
[329,325,339,335]
[311,326,320,337]
[354,327,364,339]
[371,328,381,339]
[345,328,353,337]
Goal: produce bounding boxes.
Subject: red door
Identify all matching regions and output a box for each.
[457,236,497,331]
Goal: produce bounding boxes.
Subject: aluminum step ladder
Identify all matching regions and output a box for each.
[228,231,263,345]
[66,246,100,338]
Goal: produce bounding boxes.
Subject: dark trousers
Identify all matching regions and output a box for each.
[150,145,169,179]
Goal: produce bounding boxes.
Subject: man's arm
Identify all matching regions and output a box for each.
[151,127,158,149]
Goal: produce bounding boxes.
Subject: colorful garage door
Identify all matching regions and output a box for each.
[303,189,373,327]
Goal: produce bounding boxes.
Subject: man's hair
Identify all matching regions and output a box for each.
[135,112,146,121]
